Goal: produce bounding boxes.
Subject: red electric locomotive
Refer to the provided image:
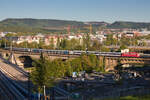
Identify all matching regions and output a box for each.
[121,52,140,57]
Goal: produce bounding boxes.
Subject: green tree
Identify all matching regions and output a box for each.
[104,34,118,46]
[56,37,60,49]
[49,38,54,49]
[31,53,52,94]
[119,44,127,51]
[83,33,91,50]
[70,58,83,72]
[28,42,38,48]
[5,33,16,37]
[0,38,8,48]
[101,46,110,52]
[64,61,72,76]
[70,39,80,50]
[91,40,102,51]
[74,45,84,50]
[17,41,28,48]
[140,41,146,46]
[60,39,67,49]
[38,39,44,49]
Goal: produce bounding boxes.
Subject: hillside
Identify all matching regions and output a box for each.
[1,19,150,33]
[0,18,84,33]
[108,21,150,29]
[84,21,109,26]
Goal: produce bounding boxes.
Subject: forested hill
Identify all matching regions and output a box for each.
[0,18,150,33]
[0,18,85,28]
[0,18,84,33]
[108,21,150,29]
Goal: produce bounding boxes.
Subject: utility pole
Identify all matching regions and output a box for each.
[43,85,46,100]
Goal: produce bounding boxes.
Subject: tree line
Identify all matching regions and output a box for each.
[0,34,111,52]
[0,33,148,52]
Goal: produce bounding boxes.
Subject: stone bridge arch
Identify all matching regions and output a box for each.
[18,56,33,68]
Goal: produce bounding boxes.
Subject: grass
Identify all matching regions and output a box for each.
[24,67,35,72]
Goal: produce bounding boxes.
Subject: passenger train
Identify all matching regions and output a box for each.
[4,47,140,57]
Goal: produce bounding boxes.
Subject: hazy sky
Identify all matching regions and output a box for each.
[0,0,150,22]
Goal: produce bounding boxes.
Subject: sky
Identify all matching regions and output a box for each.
[0,0,150,23]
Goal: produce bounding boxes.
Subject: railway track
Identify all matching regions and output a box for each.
[0,57,28,76]
[0,57,30,99]
[0,78,13,100]
[0,70,26,100]
[0,57,29,90]
[0,66,28,92]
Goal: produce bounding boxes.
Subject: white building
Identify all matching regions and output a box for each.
[0,32,6,37]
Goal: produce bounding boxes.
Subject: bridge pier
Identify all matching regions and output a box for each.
[104,57,150,72]
[104,57,118,72]
[7,53,25,68]
[8,52,18,65]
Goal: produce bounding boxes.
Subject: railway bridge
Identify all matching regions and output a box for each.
[0,49,79,67]
[0,49,150,72]
[104,56,150,71]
